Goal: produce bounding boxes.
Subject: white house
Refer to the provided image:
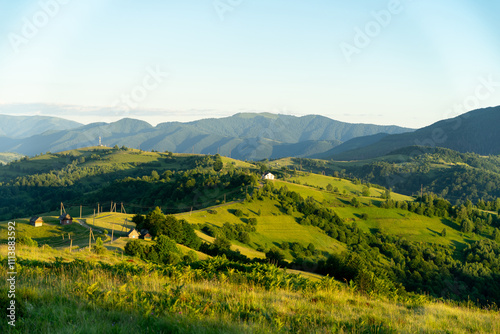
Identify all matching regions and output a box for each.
[262,173,275,180]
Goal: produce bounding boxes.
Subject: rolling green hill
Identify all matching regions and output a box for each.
[273,146,500,203]
[0,152,23,165]
[1,149,500,333]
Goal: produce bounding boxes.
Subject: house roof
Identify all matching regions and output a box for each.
[59,214,73,220]
[128,228,140,236]
[30,216,43,222]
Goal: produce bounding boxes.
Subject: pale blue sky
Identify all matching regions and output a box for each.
[0,0,499,127]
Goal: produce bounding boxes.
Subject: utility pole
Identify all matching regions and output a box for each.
[80,205,82,219]
[111,223,114,244]
[110,201,113,212]
[89,228,92,251]
[69,239,72,253]
[93,209,96,225]
[97,203,100,214]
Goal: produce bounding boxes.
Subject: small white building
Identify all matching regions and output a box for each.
[128,228,140,239]
[262,173,275,180]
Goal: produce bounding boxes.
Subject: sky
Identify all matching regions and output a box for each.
[0,0,500,128]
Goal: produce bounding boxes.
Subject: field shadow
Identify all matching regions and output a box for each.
[426,228,441,236]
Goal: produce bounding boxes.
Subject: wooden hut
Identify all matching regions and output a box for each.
[128,228,140,239]
[59,213,73,225]
[30,216,43,227]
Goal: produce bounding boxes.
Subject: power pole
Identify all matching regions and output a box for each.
[69,239,73,252]
[89,228,92,251]
[97,203,100,215]
[93,208,96,225]
[111,223,114,244]
[80,205,82,219]
[110,201,113,212]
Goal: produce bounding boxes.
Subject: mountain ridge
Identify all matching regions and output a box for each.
[0,113,413,159]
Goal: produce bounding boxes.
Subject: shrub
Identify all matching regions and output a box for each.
[17,236,38,247]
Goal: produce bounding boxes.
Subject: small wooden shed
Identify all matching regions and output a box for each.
[128,228,140,239]
[30,216,43,227]
[59,214,73,225]
[143,233,152,241]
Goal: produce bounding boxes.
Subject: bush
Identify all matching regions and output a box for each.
[17,236,38,247]
[266,247,285,265]
[233,209,244,217]
[248,218,258,226]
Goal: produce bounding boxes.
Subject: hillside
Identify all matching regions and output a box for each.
[0,152,23,165]
[0,147,258,220]
[328,106,500,160]
[1,149,500,332]
[2,245,499,333]
[273,147,500,203]
[0,113,412,159]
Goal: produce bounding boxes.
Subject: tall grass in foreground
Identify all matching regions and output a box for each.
[1,245,499,333]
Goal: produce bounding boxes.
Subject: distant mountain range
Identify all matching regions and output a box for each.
[0,113,412,160]
[0,107,499,161]
[325,106,500,160]
[0,115,82,138]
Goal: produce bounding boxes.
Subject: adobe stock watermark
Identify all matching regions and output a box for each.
[340,0,415,63]
[213,0,244,21]
[8,0,72,54]
[113,65,169,112]
[6,222,17,327]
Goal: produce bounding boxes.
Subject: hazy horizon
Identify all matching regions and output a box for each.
[1,1,500,128]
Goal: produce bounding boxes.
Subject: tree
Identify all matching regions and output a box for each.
[214,235,231,251]
[132,213,145,230]
[124,239,144,257]
[151,170,160,181]
[266,246,285,265]
[93,237,105,254]
[362,186,371,197]
[326,184,333,192]
[441,228,447,237]
[144,207,166,231]
[461,219,474,233]
[213,159,223,172]
[154,235,181,264]
[492,228,500,243]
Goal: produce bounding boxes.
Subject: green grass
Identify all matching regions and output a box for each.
[181,198,346,260]
[287,173,412,201]
[0,217,106,250]
[82,212,136,236]
[0,152,24,165]
[2,245,499,334]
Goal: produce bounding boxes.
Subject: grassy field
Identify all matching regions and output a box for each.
[286,173,412,201]
[1,245,499,334]
[82,212,136,236]
[182,198,347,260]
[0,218,106,249]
